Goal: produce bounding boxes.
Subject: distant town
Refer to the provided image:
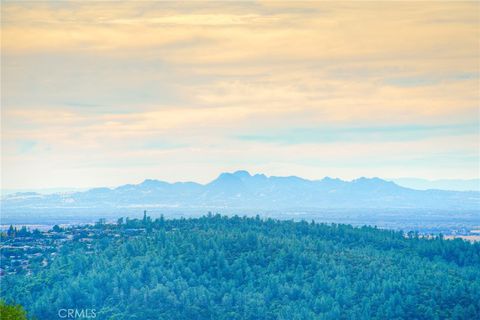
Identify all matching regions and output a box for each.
[0,212,156,277]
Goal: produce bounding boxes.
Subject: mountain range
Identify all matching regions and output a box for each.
[391,178,479,192]
[2,171,479,213]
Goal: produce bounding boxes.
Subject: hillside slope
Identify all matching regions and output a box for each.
[2,215,480,319]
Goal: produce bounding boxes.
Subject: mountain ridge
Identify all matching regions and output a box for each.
[392,178,480,192]
[2,170,479,212]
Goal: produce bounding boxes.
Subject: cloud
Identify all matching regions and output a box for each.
[1,1,478,188]
[235,123,479,144]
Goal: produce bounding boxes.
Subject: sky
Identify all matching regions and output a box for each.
[1,1,479,189]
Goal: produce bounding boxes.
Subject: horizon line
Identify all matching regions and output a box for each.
[2,170,479,194]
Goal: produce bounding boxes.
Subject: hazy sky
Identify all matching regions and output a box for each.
[2,1,479,189]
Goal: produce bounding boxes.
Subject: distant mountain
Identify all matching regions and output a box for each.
[392,178,480,192]
[1,187,88,196]
[2,171,479,213]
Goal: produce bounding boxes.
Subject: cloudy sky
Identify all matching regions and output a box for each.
[2,1,479,189]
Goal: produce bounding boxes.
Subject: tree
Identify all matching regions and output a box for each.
[0,300,28,320]
[7,225,15,238]
[52,225,63,233]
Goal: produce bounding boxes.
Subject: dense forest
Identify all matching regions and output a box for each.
[1,214,480,319]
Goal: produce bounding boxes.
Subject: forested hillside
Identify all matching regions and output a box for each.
[2,215,480,319]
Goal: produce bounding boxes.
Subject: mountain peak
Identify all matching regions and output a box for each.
[210,170,253,184]
[210,172,241,184]
[351,177,400,189]
[353,177,384,183]
[139,179,169,188]
[232,170,252,178]
[141,179,159,185]
[321,177,342,182]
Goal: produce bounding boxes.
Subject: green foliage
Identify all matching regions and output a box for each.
[0,301,28,320]
[1,215,479,319]
[52,225,63,233]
